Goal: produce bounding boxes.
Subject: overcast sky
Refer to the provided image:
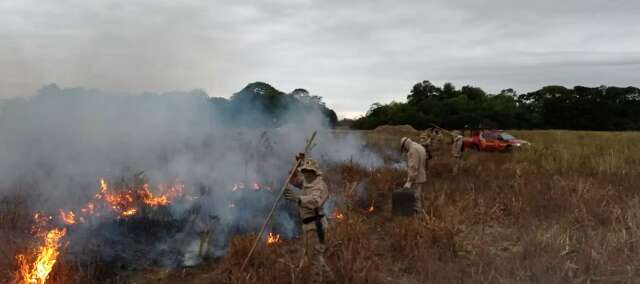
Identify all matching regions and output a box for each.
[1,0,639,118]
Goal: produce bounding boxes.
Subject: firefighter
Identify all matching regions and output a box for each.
[451,130,464,159]
[283,155,334,283]
[400,137,427,213]
[418,130,434,161]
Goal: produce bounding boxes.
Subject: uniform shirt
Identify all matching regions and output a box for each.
[406,140,427,184]
[289,173,329,220]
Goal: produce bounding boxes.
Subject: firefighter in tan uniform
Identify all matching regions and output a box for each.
[400,137,427,213]
[418,130,434,161]
[431,129,444,153]
[451,130,464,158]
[284,156,334,283]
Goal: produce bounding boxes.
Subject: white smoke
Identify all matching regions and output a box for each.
[0,83,382,267]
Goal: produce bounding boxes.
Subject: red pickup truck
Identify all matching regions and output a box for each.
[462,130,530,152]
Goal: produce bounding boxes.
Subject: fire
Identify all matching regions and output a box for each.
[91,178,184,218]
[139,184,169,206]
[16,227,67,284]
[99,178,108,194]
[266,233,281,245]
[367,201,375,213]
[58,210,76,225]
[80,202,95,215]
[13,177,187,282]
[330,211,345,221]
[121,208,137,216]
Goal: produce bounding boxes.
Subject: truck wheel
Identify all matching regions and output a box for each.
[505,145,512,152]
[472,144,479,151]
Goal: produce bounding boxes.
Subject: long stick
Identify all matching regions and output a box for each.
[240,131,318,273]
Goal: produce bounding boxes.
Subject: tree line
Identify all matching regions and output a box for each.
[212,82,338,128]
[351,80,640,130]
[0,82,339,129]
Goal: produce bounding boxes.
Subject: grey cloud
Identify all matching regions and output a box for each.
[1,0,639,117]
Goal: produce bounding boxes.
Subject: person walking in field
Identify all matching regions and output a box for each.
[283,155,334,283]
[400,137,427,213]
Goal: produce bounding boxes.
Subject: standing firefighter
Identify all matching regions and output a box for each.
[400,137,427,213]
[451,130,464,159]
[283,155,334,283]
[418,130,434,161]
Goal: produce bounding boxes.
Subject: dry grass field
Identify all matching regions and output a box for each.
[3,130,640,283]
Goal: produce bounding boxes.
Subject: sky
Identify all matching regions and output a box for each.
[1,0,639,118]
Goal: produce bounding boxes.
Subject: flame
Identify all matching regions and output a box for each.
[91,178,184,218]
[31,214,51,234]
[367,201,375,213]
[13,178,187,282]
[99,178,108,194]
[121,208,137,216]
[16,227,67,284]
[58,210,76,225]
[266,233,281,245]
[80,202,95,215]
[138,184,169,206]
[330,211,345,221]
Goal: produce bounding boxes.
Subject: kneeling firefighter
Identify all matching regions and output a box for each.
[283,154,335,283]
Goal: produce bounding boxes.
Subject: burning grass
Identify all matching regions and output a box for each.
[3,130,640,283]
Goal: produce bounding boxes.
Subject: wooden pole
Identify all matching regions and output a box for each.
[239,131,318,273]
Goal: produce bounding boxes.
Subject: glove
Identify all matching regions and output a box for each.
[283,187,301,202]
[403,182,412,189]
[295,153,305,162]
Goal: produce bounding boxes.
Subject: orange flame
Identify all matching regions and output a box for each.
[16,227,67,284]
[91,178,184,218]
[58,210,76,225]
[80,202,95,215]
[266,233,281,245]
[367,201,375,213]
[121,208,138,216]
[138,184,169,206]
[13,178,187,282]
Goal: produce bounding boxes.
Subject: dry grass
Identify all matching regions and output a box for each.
[3,130,640,283]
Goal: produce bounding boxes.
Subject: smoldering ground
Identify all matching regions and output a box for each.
[0,84,384,273]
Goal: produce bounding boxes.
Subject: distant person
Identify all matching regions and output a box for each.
[431,129,444,153]
[418,130,434,160]
[283,156,334,283]
[400,137,427,213]
[451,130,464,159]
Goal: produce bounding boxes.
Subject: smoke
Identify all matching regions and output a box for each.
[0,83,382,268]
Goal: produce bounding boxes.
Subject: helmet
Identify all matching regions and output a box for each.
[300,159,322,175]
